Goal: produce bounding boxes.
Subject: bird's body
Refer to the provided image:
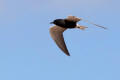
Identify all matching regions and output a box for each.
[52,19,77,28]
[50,16,87,56]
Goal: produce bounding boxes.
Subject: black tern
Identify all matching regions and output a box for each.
[49,16,106,56]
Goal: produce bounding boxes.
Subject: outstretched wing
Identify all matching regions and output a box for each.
[65,16,81,22]
[49,26,70,56]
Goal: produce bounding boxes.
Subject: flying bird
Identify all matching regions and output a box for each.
[49,16,88,56]
[49,16,106,56]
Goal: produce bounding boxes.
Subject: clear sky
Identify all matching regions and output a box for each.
[0,0,120,80]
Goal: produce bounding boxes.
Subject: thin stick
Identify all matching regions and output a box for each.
[81,19,107,29]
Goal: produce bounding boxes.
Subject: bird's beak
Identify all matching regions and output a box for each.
[50,22,53,24]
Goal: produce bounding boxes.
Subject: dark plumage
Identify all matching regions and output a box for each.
[51,19,77,28]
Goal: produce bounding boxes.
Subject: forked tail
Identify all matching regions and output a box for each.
[81,18,107,29]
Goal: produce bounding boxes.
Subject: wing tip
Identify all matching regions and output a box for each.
[65,52,70,56]
[67,54,70,56]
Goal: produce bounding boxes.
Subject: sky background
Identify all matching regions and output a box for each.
[0,0,120,80]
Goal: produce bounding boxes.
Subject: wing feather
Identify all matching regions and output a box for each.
[49,26,70,56]
[65,16,81,22]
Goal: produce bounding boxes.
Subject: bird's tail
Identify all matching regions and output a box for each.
[80,18,107,29]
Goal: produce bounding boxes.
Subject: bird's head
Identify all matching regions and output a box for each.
[50,20,58,24]
[50,20,57,24]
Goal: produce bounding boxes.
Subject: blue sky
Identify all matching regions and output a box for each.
[0,0,120,80]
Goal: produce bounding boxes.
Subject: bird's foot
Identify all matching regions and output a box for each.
[76,25,88,30]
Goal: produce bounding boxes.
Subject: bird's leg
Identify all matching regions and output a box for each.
[76,25,88,30]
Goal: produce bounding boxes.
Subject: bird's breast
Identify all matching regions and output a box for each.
[53,19,77,28]
[64,20,76,28]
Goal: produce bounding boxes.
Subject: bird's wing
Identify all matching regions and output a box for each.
[65,16,81,22]
[49,26,70,56]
